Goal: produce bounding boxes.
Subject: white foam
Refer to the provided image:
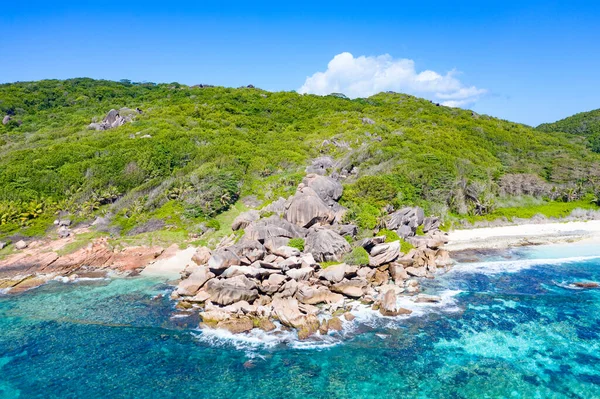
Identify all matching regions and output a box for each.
[345,289,463,330]
[53,275,110,284]
[450,255,600,275]
[191,322,347,352]
[170,313,192,319]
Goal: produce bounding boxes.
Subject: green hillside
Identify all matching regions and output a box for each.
[1,78,599,240]
[537,108,600,152]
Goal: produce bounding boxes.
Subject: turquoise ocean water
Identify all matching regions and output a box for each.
[1,242,600,398]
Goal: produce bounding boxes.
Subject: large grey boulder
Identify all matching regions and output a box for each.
[305,228,351,262]
[263,237,290,252]
[331,278,367,298]
[273,245,301,258]
[261,197,287,216]
[192,246,212,265]
[260,274,288,295]
[305,157,334,175]
[359,236,386,252]
[285,267,314,281]
[207,240,265,271]
[379,289,412,316]
[88,108,138,131]
[220,265,271,279]
[284,187,335,228]
[278,279,299,297]
[2,115,10,125]
[368,241,401,267]
[204,275,259,305]
[302,174,343,203]
[231,210,260,231]
[423,216,441,233]
[317,263,348,284]
[176,266,215,296]
[244,216,305,242]
[271,297,320,337]
[387,207,425,230]
[331,224,358,237]
[295,283,344,305]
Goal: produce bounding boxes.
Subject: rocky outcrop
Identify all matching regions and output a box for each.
[170,169,451,339]
[176,266,214,296]
[203,275,259,305]
[284,187,335,228]
[379,289,412,316]
[0,237,165,293]
[305,157,334,175]
[88,108,140,131]
[302,174,343,204]
[305,228,351,262]
[231,210,260,231]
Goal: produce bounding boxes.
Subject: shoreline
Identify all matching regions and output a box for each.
[446,220,600,252]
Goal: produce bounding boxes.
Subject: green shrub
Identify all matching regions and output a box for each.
[342,247,370,266]
[206,219,221,230]
[415,225,425,236]
[400,239,414,253]
[379,229,400,242]
[288,237,305,252]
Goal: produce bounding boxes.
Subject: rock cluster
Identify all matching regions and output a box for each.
[88,107,142,131]
[172,174,451,339]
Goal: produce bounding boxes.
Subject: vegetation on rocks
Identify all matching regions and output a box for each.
[342,247,370,266]
[288,238,305,252]
[1,78,599,240]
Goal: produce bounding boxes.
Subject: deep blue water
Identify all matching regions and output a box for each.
[1,243,600,398]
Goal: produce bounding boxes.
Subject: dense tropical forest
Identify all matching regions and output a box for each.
[1,78,599,243]
[537,108,600,153]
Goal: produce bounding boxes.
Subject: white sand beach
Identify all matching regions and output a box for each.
[446,220,600,251]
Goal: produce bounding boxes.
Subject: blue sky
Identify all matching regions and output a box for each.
[1,0,598,126]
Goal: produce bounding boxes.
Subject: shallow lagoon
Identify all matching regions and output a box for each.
[1,244,600,398]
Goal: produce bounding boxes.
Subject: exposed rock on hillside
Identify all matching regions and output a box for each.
[88,107,141,131]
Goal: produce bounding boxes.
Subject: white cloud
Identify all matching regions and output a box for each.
[298,52,486,108]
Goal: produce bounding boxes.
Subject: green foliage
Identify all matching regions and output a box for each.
[379,229,400,243]
[0,78,599,237]
[537,108,600,153]
[206,219,221,230]
[342,246,370,266]
[400,239,414,254]
[415,225,425,236]
[288,238,305,252]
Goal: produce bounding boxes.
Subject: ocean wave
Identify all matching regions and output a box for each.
[348,289,463,328]
[189,289,463,351]
[53,275,110,284]
[450,256,600,275]
[192,325,342,352]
